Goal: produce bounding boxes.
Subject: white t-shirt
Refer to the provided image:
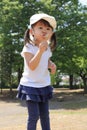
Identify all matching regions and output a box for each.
[20,43,52,88]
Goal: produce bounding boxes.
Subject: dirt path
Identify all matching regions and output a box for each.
[0,88,87,130]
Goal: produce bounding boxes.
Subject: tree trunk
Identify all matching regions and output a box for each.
[0,87,2,94]
[83,78,87,94]
[0,79,5,94]
[0,80,2,94]
[84,86,87,94]
[69,74,73,89]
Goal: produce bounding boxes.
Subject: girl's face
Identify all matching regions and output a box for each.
[31,20,53,44]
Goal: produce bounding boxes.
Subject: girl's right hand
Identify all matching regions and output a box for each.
[39,41,48,53]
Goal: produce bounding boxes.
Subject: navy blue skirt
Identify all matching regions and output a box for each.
[16,84,53,102]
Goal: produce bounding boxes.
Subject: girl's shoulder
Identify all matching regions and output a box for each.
[25,43,35,48]
[21,43,35,57]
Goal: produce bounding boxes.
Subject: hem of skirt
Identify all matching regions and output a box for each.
[16,84,53,102]
[16,97,53,102]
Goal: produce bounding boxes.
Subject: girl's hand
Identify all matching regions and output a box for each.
[39,41,48,53]
[48,60,56,74]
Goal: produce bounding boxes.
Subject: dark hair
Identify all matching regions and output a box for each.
[50,32,56,51]
[24,19,57,51]
[24,29,31,44]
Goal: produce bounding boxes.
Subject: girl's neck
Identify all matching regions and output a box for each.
[32,39,41,47]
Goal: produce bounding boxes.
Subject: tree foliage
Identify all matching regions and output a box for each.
[0,0,87,93]
[50,0,87,91]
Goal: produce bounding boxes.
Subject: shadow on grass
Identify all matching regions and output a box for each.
[50,88,87,110]
[0,88,87,110]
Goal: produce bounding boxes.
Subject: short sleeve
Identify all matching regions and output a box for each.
[21,44,34,57]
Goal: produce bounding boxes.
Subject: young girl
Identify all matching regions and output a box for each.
[17,13,57,130]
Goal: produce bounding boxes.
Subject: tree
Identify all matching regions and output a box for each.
[0,0,87,94]
[0,0,24,91]
[50,0,87,92]
[0,0,49,91]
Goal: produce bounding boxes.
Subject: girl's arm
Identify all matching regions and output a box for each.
[24,50,43,70]
[48,59,56,74]
[24,41,48,70]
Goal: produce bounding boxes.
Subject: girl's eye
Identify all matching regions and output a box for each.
[47,28,50,30]
[39,27,43,29]
[38,26,51,31]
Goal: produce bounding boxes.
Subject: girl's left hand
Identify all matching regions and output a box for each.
[48,61,56,74]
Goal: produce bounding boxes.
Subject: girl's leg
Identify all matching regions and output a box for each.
[39,101,51,130]
[26,101,39,130]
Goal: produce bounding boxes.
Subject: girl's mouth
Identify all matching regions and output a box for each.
[42,34,48,38]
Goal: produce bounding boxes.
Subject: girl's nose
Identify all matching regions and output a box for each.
[42,31,47,36]
[43,27,47,32]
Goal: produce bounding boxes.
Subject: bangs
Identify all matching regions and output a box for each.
[40,19,53,28]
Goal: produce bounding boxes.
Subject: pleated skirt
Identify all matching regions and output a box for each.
[16,84,53,102]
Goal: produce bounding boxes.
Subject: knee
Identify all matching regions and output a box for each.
[28,113,39,122]
[40,112,49,120]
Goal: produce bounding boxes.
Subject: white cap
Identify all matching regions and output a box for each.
[30,13,56,29]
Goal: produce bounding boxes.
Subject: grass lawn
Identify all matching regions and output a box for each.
[0,88,87,130]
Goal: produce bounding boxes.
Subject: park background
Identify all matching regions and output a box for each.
[0,0,87,93]
[0,1,87,130]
